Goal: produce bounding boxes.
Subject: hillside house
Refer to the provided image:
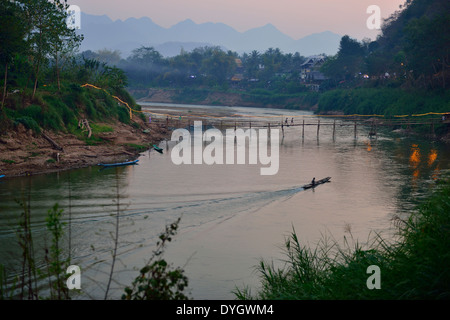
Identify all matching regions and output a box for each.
[300,55,328,89]
[231,58,244,85]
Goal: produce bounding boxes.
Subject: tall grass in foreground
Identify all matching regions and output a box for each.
[235,179,450,300]
[0,200,73,300]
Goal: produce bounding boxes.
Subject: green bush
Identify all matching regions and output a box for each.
[117,107,130,124]
[43,95,77,128]
[14,116,41,134]
[19,104,43,123]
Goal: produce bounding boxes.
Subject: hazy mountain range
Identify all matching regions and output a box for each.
[77,13,342,58]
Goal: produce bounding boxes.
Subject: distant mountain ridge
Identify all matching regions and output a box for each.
[77,13,341,58]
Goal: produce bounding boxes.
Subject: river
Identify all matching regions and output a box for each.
[0,103,449,300]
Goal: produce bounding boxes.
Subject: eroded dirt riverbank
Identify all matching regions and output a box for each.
[0,117,171,178]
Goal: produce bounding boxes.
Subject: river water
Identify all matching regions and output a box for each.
[0,103,449,300]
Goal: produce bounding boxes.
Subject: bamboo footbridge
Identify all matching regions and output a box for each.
[146,112,449,139]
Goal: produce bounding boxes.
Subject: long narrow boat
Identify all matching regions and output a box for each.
[98,159,139,167]
[302,177,331,190]
[153,145,163,153]
[0,175,5,179]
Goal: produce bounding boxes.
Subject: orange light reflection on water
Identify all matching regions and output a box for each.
[409,144,421,184]
[428,149,438,166]
[409,144,421,167]
[432,165,441,180]
[409,146,441,182]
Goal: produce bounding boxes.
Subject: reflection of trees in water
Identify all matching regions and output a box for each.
[3,163,130,194]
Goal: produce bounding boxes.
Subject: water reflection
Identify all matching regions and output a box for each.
[410,144,421,167]
[428,149,438,167]
[409,144,421,183]
[408,144,442,183]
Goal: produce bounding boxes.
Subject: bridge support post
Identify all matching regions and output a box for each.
[302,119,305,139]
[333,120,336,140]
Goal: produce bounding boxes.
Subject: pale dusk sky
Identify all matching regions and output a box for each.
[69,0,407,40]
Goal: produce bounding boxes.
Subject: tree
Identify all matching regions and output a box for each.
[47,0,83,91]
[20,0,81,98]
[404,14,450,88]
[128,46,163,66]
[321,35,364,83]
[100,66,128,91]
[96,49,122,66]
[336,35,364,80]
[367,0,450,88]
[200,48,236,86]
[0,0,28,110]
[83,57,103,81]
[243,50,261,80]
[260,48,284,81]
[21,0,54,99]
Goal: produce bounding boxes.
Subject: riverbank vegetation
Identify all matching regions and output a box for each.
[0,0,162,179]
[317,88,450,117]
[316,0,449,117]
[82,46,320,109]
[0,0,142,137]
[235,178,450,300]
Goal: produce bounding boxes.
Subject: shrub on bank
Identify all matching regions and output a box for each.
[2,83,138,134]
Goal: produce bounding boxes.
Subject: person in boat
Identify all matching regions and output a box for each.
[311,177,316,186]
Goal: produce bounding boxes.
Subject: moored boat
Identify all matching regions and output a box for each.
[98,159,139,167]
[153,145,163,153]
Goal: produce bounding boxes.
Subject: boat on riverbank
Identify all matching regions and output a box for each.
[153,145,163,153]
[98,159,139,167]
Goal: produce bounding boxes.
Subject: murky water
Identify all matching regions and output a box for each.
[1,104,449,300]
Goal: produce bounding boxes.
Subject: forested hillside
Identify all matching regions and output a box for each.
[0,0,140,136]
[321,0,449,89]
[318,0,449,116]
